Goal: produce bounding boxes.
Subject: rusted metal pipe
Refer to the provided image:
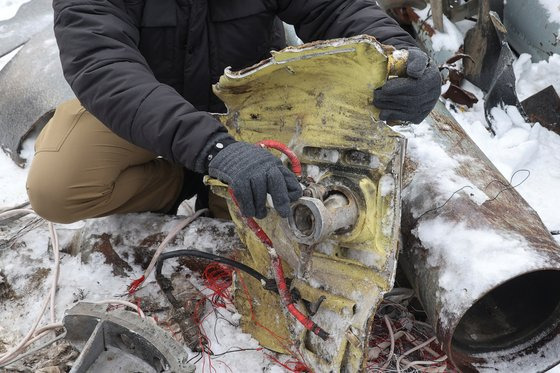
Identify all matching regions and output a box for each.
[399,101,560,372]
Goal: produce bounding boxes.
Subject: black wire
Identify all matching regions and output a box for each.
[415,185,473,221]
[211,347,262,357]
[155,249,270,285]
[484,169,530,202]
[415,169,531,221]
[154,249,284,319]
[187,352,202,363]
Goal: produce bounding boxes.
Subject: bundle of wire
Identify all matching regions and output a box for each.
[0,208,146,368]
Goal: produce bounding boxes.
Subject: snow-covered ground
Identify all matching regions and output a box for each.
[1,1,560,372]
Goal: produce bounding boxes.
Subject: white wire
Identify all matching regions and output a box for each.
[381,315,396,370]
[0,208,35,218]
[48,222,60,324]
[401,356,447,371]
[0,212,60,366]
[0,208,148,366]
[133,208,207,291]
[0,291,51,365]
[89,300,146,318]
[396,336,437,373]
[34,323,64,336]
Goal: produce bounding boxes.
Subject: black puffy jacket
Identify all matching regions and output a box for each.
[53,0,416,171]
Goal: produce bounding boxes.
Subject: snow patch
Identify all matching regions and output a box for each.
[416,217,549,324]
[414,6,464,52]
[514,53,560,101]
[0,0,30,21]
[398,119,489,218]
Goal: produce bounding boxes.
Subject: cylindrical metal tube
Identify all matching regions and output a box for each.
[400,102,560,372]
[288,191,359,245]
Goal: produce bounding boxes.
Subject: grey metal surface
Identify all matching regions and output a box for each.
[375,0,426,10]
[288,191,358,245]
[0,26,75,166]
[505,0,560,62]
[443,0,480,22]
[63,302,195,373]
[400,101,560,372]
[0,0,53,58]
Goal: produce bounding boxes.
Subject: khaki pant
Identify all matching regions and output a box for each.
[26,99,185,224]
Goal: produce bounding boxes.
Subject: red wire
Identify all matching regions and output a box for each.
[237,270,311,371]
[256,140,302,177]
[228,188,329,340]
[128,275,145,295]
[265,353,311,372]
[203,263,233,308]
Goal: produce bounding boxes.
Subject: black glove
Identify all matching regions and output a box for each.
[208,142,302,219]
[373,48,441,123]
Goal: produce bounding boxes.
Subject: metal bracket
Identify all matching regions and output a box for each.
[63,302,194,373]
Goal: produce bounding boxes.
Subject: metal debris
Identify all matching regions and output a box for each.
[521,85,560,134]
[63,302,194,373]
[463,0,506,91]
[0,0,52,58]
[504,0,560,62]
[483,12,526,129]
[0,27,75,166]
[400,100,560,372]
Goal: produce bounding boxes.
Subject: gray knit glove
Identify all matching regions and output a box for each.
[208,142,302,219]
[373,48,441,123]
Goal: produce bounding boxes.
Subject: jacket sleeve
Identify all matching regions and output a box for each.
[275,0,417,49]
[53,0,229,172]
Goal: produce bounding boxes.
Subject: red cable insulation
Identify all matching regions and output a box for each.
[128,275,145,295]
[256,140,302,177]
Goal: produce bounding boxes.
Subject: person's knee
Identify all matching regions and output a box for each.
[26,167,80,224]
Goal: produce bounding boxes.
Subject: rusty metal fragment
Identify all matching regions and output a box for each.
[442,83,478,107]
[400,101,560,372]
[441,54,478,108]
[521,86,560,135]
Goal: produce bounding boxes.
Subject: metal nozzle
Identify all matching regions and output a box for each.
[288,191,358,245]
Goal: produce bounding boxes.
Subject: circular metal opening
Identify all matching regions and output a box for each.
[452,270,560,354]
[292,204,315,237]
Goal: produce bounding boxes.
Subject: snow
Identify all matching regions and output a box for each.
[0,45,21,70]
[539,0,560,25]
[0,0,29,21]
[416,217,549,324]
[448,74,560,234]
[400,119,490,217]
[514,53,560,101]
[414,6,464,52]
[0,134,33,207]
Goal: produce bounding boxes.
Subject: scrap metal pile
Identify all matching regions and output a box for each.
[1,0,560,372]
